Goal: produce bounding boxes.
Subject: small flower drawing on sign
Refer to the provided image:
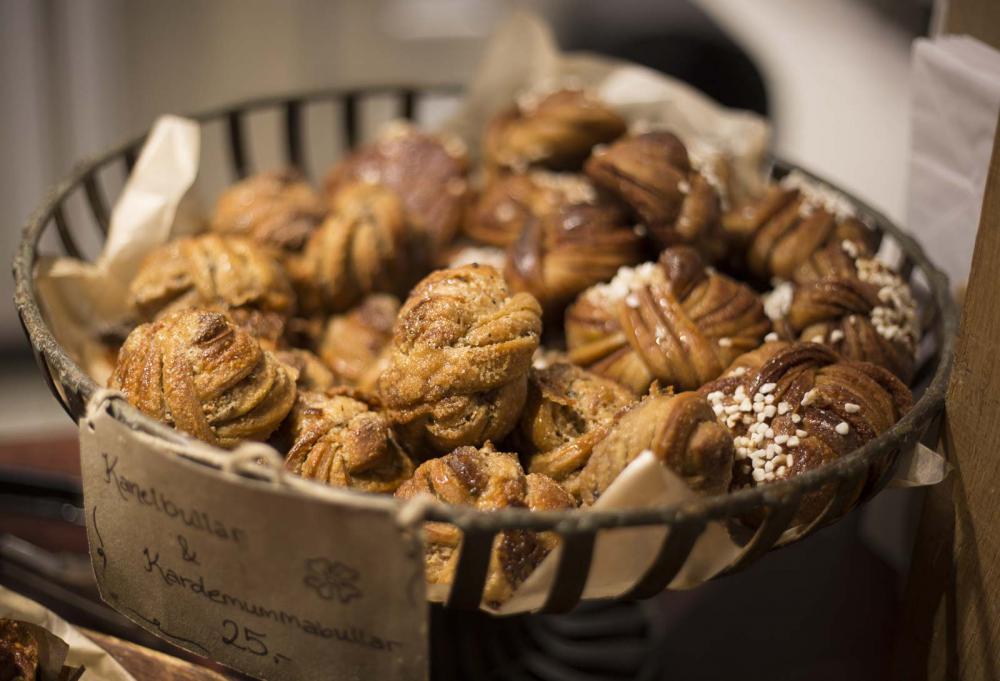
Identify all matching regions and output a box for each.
[303,558,362,603]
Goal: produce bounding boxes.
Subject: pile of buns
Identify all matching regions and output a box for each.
[107,89,918,605]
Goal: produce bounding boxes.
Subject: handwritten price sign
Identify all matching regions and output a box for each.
[80,399,427,681]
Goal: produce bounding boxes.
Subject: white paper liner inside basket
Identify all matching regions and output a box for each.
[34,115,202,386]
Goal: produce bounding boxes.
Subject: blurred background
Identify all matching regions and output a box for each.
[0,0,951,678]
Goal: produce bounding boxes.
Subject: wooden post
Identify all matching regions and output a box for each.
[943,0,1000,51]
[894,112,1000,680]
[893,1,1000,675]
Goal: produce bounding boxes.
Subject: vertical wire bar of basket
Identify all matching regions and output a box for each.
[52,202,83,260]
[342,92,360,149]
[284,99,304,171]
[227,110,249,179]
[897,235,916,282]
[621,518,707,599]
[400,89,417,122]
[83,171,110,235]
[63,380,88,419]
[819,465,867,522]
[446,527,496,609]
[867,427,921,503]
[726,491,802,572]
[123,146,139,174]
[537,530,596,613]
[778,466,867,544]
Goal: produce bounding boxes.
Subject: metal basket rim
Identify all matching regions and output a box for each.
[12,85,958,533]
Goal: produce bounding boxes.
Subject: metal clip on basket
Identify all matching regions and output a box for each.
[13,85,957,614]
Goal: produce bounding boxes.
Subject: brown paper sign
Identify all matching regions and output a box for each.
[79,396,427,681]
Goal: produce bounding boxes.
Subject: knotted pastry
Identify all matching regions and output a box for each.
[318,294,399,392]
[577,390,734,506]
[291,182,409,314]
[503,180,643,315]
[284,389,414,493]
[378,265,542,456]
[723,171,878,282]
[0,619,39,681]
[465,172,548,247]
[465,171,643,314]
[276,349,337,392]
[777,240,919,381]
[394,444,574,606]
[516,362,636,499]
[566,246,770,394]
[210,168,326,253]
[109,309,297,447]
[324,121,469,263]
[484,89,626,174]
[584,131,727,260]
[128,234,296,323]
[700,342,911,524]
[466,170,610,247]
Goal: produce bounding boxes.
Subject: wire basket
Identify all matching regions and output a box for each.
[13,84,957,614]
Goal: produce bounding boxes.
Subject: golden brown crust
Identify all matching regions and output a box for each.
[566,246,771,394]
[465,173,545,247]
[505,192,643,317]
[0,619,39,681]
[577,391,734,505]
[324,122,468,262]
[128,234,295,322]
[284,389,414,494]
[210,169,326,253]
[699,342,912,524]
[109,310,297,448]
[781,242,919,381]
[318,294,400,392]
[517,362,636,499]
[465,170,643,315]
[275,348,337,392]
[378,265,542,456]
[584,131,726,259]
[484,89,626,174]
[723,179,879,282]
[218,306,288,351]
[394,444,573,606]
[291,182,410,314]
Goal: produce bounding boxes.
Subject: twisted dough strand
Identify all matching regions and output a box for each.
[128,234,295,321]
[484,89,626,174]
[379,265,541,455]
[284,389,414,494]
[109,309,296,448]
[324,121,469,261]
[517,362,636,499]
[318,294,399,391]
[782,241,919,381]
[567,246,770,394]
[505,199,643,316]
[584,131,727,260]
[724,174,878,282]
[210,168,326,253]
[577,390,734,505]
[700,342,911,524]
[395,444,573,606]
[292,182,410,314]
